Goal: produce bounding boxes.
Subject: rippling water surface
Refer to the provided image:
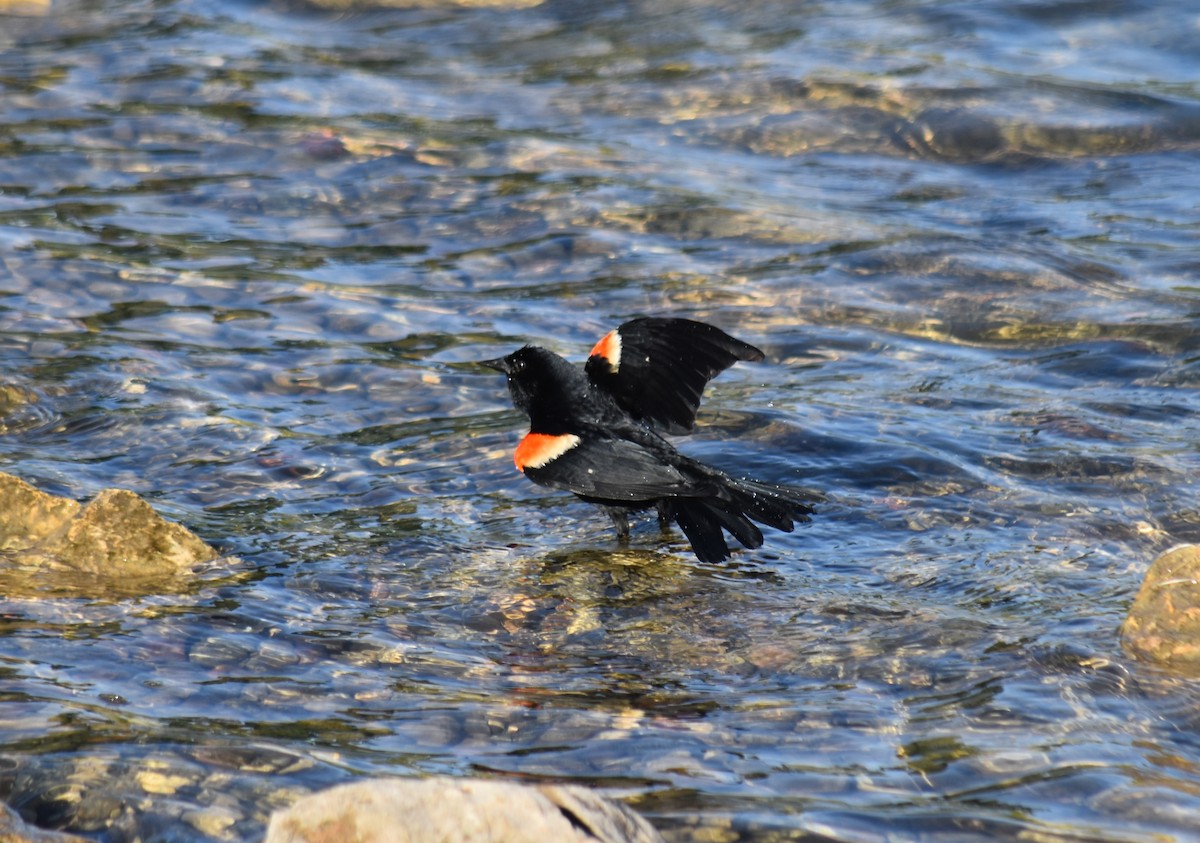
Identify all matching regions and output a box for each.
[2,0,1200,840]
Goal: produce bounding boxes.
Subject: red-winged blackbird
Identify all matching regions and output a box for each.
[482,317,815,563]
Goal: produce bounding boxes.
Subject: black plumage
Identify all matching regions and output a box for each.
[482,317,815,563]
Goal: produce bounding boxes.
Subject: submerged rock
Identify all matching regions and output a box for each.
[0,803,90,843]
[1121,545,1200,671]
[0,472,217,579]
[265,777,665,843]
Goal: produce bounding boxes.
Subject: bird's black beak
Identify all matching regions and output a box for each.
[480,356,512,374]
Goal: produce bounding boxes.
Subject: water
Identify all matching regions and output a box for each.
[1,0,1200,840]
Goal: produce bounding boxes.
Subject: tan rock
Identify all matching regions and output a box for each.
[0,472,80,551]
[1121,545,1200,671]
[0,472,217,579]
[39,489,216,577]
[264,777,665,843]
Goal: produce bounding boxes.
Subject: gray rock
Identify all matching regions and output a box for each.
[264,777,665,843]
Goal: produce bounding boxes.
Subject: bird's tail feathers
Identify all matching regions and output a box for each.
[725,477,818,532]
[671,476,819,563]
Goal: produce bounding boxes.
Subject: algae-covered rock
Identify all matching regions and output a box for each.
[265,777,665,843]
[0,472,217,579]
[1121,545,1200,671]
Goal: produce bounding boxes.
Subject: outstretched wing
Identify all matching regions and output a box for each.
[584,317,765,435]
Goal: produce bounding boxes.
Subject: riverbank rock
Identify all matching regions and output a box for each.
[1121,545,1200,671]
[264,777,665,843]
[0,803,90,843]
[0,472,217,578]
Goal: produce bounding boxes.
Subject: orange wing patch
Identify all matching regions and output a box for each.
[514,432,582,472]
[588,329,622,372]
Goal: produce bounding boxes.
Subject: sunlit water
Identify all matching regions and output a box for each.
[2,0,1200,840]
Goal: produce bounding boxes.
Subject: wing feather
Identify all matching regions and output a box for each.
[585,317,764,434]
[523,434,708,502]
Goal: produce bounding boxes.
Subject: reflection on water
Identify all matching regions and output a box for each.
[2,0,1200,840]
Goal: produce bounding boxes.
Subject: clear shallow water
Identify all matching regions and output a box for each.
[1,0,1200,840]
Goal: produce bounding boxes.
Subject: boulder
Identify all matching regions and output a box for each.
[0,471,81,550]
[1122,545,1200,670]
[0,472,217,578]
[265,777,665,843]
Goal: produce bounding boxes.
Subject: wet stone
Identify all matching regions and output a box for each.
[0,382,54,434]
[188,636,257,669]
[0,472,218,587]
[136,769,192,796]
[191,745,314,776]
[264,777,665,843]
[0,803,90,843]
[3,750,272,840]
[1121,544,1200,672]
[903,108,1008,162]
[244,640,303,673]
[0,472,81,550]
[38,488,217,578]
[182,804,241,839]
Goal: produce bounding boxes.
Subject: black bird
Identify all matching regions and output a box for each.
[482,317,815,563]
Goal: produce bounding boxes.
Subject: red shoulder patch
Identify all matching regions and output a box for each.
[514,432,582,472]
[588,329,622,372]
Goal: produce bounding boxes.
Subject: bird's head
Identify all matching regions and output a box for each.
[481,345,580,421]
